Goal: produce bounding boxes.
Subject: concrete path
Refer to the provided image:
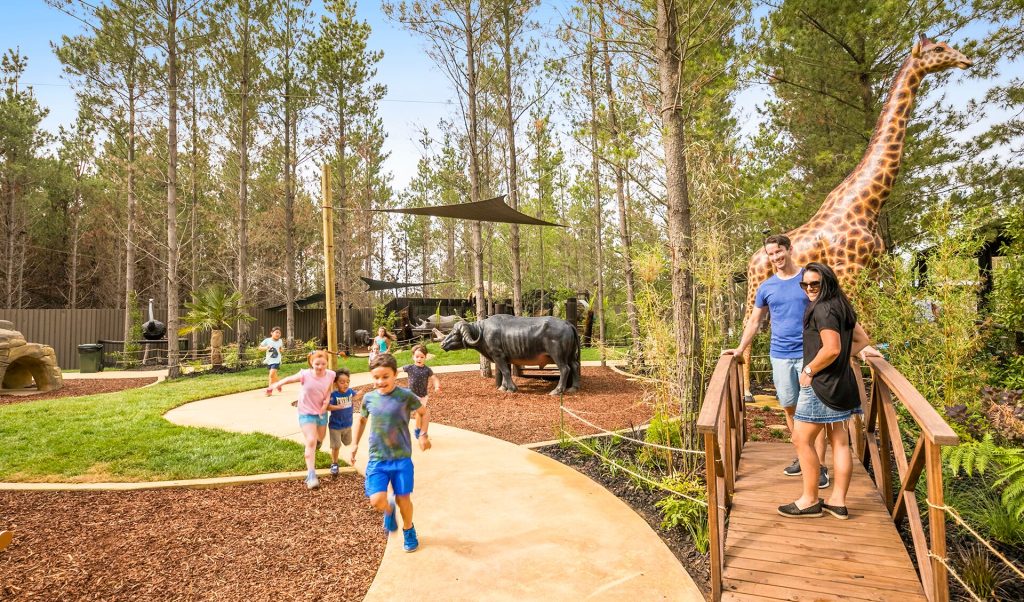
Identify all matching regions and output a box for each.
[165,363,702,600]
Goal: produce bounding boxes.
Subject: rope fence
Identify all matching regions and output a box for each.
[558,428,712,508]
[928,552,984,602]
[560,405,704,456]
[928,501,1024,580]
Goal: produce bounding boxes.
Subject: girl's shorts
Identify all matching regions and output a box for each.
[794,386,859,424]
[298,412,329,427]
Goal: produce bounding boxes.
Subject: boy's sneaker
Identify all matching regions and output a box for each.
[330,463,339,476]
[383,497,398,533]
[818,467,830,489]
[403,526,419,552]
[783,459,801,476]
[414,428,421,439]
[305,475,319,490]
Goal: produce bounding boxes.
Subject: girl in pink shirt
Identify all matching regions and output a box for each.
[269,350,335,489]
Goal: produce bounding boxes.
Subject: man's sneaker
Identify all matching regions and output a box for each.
[305,475,319,490]
[383,498,398,532]
[330,463,339,476]
[783,459,801,476]
[403,526,419,552]
[818,467,830,489]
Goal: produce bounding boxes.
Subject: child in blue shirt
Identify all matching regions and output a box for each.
[327,368,358,476]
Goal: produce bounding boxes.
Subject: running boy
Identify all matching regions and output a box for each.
[258,327,285,395]
[270,350,335,489]
[328,368,358,476]
[402,344,440,440]
[350,353,431,552]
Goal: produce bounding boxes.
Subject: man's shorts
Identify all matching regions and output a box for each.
[267,363,281,371]
[329,427,352,448]
[298,412,328,427]
[364,458,414,497]
[770,357,802,409]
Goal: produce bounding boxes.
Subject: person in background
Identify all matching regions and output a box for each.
[258,327,285,396]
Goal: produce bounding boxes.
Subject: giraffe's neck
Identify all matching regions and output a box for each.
[814,57,925,223]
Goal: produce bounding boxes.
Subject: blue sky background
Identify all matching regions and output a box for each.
[1,1,1014,189]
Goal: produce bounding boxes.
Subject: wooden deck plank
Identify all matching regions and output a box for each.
[721,442,926,600]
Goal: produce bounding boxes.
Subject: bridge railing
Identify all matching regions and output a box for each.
[697,351,960,602]
[857,356,959,602]
[696,352,745,602]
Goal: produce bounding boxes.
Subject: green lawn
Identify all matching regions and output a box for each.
[0,343,625,483]
[0,364,319,483]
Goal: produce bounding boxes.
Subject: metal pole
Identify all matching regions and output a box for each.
[322,165,338,370]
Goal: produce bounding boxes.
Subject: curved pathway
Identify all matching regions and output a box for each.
[166,363,702,600]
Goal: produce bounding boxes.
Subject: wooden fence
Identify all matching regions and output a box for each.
[0,307,373,370]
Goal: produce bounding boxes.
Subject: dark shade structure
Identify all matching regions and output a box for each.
[360,276,456,291]
[367,195,564,227]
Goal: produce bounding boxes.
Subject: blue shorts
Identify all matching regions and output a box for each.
[298,413,328,427]
[364,458,414,497]
[267,363,281,371]
[794,386,859,424]
[770,357,802,408]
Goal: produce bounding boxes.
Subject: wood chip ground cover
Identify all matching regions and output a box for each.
[0,477,384,601]
[0,378,158,406]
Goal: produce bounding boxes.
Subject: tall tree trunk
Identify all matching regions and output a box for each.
[657,0,699,444]
[165,0,181,378]
[284,44,296,345]
[123,87,137,346]
[189,69,199,358]
[599,2,640,353]
[69,207,80,308]
[464,1,489,377]
[236,14,251,365]
[586,31,606,362]
[337,112,350,353]
[500,8,523,316]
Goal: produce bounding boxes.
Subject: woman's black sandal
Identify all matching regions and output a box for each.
[777,500,823,518]
[820,500,849,520]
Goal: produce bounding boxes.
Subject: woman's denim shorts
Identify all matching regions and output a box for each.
[794,385,859,424]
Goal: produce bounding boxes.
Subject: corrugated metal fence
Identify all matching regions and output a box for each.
[0,308,373,369]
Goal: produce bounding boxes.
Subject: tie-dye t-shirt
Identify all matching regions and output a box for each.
[360,386,422,461]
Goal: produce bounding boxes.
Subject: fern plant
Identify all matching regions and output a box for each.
[946,434,1024,520]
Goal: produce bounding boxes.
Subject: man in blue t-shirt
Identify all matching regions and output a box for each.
[727,235,827,485]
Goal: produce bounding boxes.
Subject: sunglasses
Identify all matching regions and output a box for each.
[799,280,821,291]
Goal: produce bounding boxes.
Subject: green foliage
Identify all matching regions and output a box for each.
[753,417,765,428]
[180,285,255,335]
[946,434,1024,521]
[955,545,1008,601]
[639,407,683,470]
[854,205,988,414]
[372,305,399,333]
[655,475,709,554]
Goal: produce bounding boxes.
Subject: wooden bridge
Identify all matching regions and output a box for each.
[698,353,960,601]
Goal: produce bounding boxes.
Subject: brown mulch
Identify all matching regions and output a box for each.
[0,476,385,602]
[409,366,655,444]
[744,404,791,442]
[0,377,158,406]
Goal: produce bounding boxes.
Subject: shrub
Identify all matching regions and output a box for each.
[655,475,709,553]
[946,434,1024,521]
[753,417,765,428]
[956,545,1007,601]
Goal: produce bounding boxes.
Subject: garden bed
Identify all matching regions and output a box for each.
[0,377,158,406]
[414,366,656,444]
[0,475,384,601]
[538,439,711,598]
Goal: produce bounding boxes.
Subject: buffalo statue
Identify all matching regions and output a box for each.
[440,315,581,395]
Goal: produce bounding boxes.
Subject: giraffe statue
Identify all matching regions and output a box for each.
[740,35,973,397]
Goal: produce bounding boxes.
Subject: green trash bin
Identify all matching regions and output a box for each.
[78,343,104,373]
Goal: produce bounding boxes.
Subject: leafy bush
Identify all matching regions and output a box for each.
[655,475,709,553]
[946,434,1024,521]
[372,305,400,333]
[639,408,683,470]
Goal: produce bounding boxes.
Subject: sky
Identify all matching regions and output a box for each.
[2,1,1016,191]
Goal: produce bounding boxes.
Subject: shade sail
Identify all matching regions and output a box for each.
[369,195,564,227]
[361,276,455,291]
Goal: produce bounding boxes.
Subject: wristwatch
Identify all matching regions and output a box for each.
[802,366,813,376]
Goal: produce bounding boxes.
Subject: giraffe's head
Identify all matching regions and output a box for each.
[910,33,972,73]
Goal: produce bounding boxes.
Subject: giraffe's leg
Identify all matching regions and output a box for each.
[742,346,753,402]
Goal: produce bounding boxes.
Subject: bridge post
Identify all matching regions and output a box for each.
[926,441,950,601]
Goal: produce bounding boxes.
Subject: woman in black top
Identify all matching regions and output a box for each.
[778,262,880,520]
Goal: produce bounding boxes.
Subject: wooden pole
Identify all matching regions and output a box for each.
[322,165,338,370]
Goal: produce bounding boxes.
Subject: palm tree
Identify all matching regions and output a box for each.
[179,286,255,367]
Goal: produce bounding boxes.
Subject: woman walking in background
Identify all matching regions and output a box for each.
[778,262,880,520]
